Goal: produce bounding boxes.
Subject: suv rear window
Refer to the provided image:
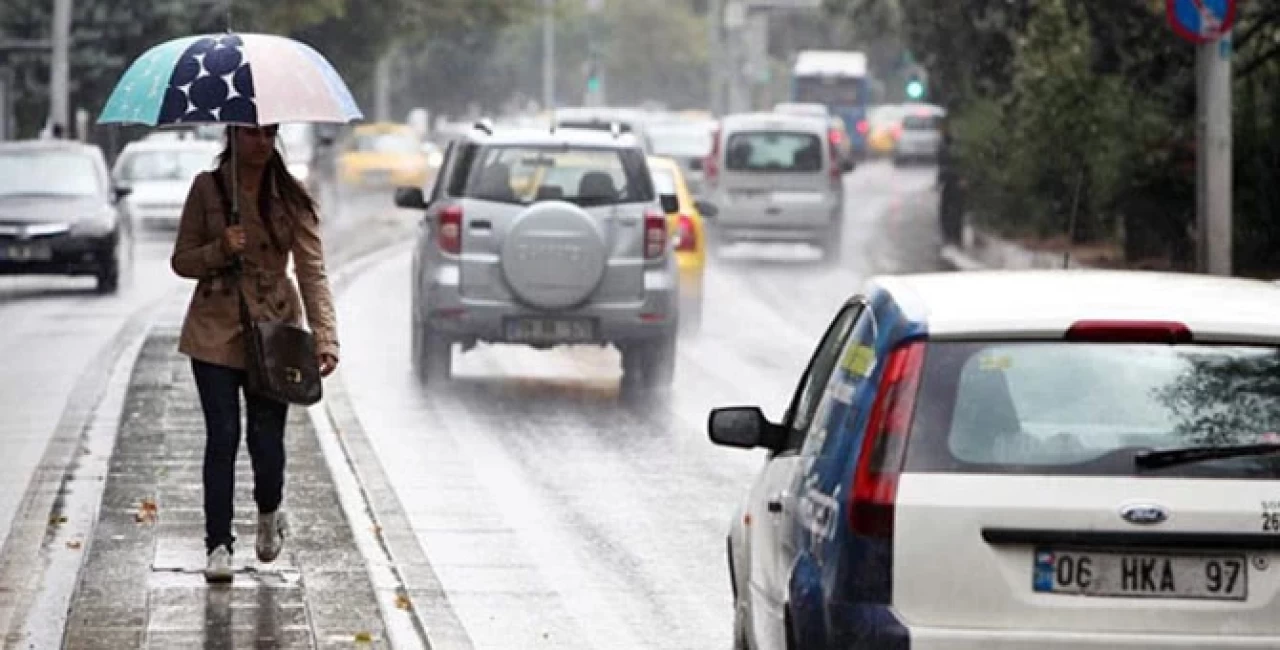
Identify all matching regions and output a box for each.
[906,342,1280,479]
[724,131,823,173]
[452,145,653,207]
[902,115,941,131]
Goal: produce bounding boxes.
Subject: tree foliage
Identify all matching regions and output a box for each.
[0,0,528,139]
[828,0,1280,272]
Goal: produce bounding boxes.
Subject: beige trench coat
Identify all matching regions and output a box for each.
[170,165,339,370]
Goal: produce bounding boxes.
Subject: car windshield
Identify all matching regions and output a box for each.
[0,151,100,198]
[724,131,823,173]
[462,145,652,207]
[909,342,1280,478]
[118,150,214,183]
[648,126,712,158]
[352,132,419,154]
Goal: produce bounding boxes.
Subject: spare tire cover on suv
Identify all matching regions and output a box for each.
[501,200,608,309]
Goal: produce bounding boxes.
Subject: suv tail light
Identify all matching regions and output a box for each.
[848,340,926,538]
[674,214,697,252]
[856,119,870,136]
[644,209,667,259]
[438,205,462,254]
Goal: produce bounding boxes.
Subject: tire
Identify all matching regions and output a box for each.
[621,333,677,396]
[412,317,452,384]
[821,221,844,265]
[95,258,119,294]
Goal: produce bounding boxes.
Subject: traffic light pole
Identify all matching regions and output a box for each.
[50,0,73,132]
[1196,33,1232,276]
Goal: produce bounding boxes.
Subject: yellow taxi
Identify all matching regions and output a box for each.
[867,105,907,157]
[338,122,432,190]
[647,156,712,333]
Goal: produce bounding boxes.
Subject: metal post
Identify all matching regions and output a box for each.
[542,0,555,112]
[50,0,73,133]
[1196,32,1233,275]
[374,49,393,122]
[708,0,723,114]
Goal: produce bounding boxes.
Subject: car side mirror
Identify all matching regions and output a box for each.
[694,200,718,219]
[395,186,428,210]
[841,159,856,173]
[113,185,133,202]
[689,158,704,171]
[659,194,679,214]
[709,406,782,450]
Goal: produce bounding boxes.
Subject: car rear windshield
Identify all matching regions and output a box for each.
[906,342,1280,479]
[648,125,713,158]
[724,131,823,173]
[0,151,100,198]
[119,150,215,182]
[902,114,942,131]
[455,145,653,207]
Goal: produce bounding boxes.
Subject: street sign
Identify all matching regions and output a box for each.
[1167,0,1237,44]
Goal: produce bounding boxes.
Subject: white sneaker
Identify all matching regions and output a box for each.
[256,510,288,563]
[204,545,233,583]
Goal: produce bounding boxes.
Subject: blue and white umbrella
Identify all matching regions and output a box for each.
[99,32,363,127]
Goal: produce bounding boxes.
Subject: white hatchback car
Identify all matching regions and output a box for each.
[711,270,1280,650]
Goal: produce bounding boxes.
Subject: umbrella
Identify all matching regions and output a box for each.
[98,32,363,217]
[99,32,362,127]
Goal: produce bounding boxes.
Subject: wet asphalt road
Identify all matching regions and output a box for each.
[334,160,944,650]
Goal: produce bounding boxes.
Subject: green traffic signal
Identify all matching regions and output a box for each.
[587,76,601,93]
[906,79,925,100]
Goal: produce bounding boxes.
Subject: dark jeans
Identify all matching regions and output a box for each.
[191,359,288,554]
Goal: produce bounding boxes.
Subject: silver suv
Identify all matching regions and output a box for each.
[395,123,680,393]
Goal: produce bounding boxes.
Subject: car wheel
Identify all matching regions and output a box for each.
[95,257,119,294]
[821,222,844,265]
[411,317,452,384]
[621,333,677,396]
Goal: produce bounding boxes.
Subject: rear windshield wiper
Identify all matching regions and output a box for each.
[1134,443,1280,470]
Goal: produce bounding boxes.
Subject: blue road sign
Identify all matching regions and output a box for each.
[1167,0,1237,44]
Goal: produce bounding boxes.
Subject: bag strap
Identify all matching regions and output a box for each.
[210,171,255,330]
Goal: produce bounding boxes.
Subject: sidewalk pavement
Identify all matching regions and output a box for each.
[57,327,390,649]
[940,225,1095,272]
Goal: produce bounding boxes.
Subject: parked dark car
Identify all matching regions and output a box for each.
[0,140,132,293]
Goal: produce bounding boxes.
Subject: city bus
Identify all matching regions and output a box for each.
[790,50,873,159]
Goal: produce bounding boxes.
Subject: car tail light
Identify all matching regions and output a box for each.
[856,119,870,136]
[848,340,926,538]
[1065,320,1192,344]
[704,125,722,186]
[828,128,844,147]
[644,209,667,259]
[891,123,903,139]
[438,205,462,254]
[674,214,697,252]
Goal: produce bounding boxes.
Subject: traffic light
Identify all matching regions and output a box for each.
[587,74,601,94]
[906,79,925,100]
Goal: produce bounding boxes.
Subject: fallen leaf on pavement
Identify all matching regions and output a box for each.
[135,499,158,523]
[66,540,82,550]
[354,631,374,643]
[395,594,411,610]
[49,515,68,525]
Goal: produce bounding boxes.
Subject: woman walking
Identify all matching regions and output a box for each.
[171,124,340,583]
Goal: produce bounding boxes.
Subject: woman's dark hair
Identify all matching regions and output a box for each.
[217,126,319,252]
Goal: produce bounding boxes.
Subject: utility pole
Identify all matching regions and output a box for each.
[708,0,724,115]
[1196,32,1232,276]
[50,0,72,134]
[542,0,555,112]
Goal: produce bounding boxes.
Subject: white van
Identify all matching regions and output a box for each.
[705,112,850,262]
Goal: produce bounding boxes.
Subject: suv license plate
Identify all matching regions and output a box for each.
[505,317,597,343]
[0,243,53,261]
[1033,548,1247,601]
